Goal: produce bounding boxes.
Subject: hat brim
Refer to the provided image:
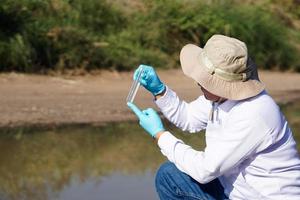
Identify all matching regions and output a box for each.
[180,44,265,100]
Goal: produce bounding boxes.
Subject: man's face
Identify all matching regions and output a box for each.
[198,84,221,102]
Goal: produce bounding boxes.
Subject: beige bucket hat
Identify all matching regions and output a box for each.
[180,34,265,100]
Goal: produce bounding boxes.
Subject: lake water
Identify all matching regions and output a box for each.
[0,102,299,200]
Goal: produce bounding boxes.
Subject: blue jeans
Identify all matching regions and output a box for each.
[155,162,228,200]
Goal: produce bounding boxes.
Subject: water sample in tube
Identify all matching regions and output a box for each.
[126,67,144,103]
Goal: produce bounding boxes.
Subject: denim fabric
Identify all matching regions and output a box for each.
[155,162,228,200]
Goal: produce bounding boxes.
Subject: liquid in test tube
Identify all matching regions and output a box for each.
[126,67,144,103]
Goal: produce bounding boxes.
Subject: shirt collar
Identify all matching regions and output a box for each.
[217,99,239,112]
[216,90,267,112]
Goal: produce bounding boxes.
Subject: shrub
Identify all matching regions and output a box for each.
[136,0,299,69]
[0,0,299,72]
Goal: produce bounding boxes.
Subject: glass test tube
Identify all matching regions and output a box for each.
[126,67,144,103]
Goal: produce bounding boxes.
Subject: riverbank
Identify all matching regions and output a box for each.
[1,70,300,127]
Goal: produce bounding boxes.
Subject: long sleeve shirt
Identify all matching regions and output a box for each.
[156,86,300,200]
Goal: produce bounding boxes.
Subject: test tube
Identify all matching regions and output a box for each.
[126,67,144,103]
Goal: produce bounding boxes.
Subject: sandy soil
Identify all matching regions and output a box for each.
[1,69,300,127]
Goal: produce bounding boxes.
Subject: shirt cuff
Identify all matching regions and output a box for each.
[155,86,176,108]
[157,131,183,159]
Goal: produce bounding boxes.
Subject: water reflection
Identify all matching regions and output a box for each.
[0,101,299,200]
[56,172,158,200]
[0,122,204,200]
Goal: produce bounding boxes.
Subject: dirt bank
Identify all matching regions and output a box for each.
[1,70,300,127]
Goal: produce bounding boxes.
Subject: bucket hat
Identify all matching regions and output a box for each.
[180,34,265,100]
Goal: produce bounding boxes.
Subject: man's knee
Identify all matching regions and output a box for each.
[155,162,178,187]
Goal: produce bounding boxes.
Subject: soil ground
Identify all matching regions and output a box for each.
[1,70,300,127]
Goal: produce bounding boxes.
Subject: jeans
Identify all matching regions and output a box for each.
[155,162,228,200]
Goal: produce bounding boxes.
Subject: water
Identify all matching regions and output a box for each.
[55,172,157,200]
[0,102,299,200]
[0,122,205,200]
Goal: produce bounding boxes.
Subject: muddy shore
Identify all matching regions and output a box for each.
[1,70,300,127]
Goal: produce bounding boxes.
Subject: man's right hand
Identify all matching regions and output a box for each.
[134,64,166,96]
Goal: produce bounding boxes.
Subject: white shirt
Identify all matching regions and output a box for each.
[156,86,300,200]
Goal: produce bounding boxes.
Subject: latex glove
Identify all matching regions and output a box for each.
[127,102,165,137]
[134,64,165,96]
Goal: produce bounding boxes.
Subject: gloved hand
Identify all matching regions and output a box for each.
[127,102,165,137]
[134,64,166,96]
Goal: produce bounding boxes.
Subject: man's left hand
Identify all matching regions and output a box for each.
[127,102,165,138]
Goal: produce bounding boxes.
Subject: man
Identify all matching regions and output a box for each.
[127,34,300,199]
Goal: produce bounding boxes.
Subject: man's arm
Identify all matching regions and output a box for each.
[133,64,209,133]
[128,102,271,184]
[154,87,166,100]
[155,131,166,141]
[155,86,209,133]
[157,116,271,184]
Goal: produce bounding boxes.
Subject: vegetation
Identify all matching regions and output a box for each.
[0,0,299,73]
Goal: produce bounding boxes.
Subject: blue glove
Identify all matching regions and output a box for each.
[127,102,165,137]
[134,64,166,96]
